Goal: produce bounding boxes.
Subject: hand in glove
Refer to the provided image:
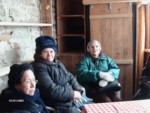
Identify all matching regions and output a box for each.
[99,72,115,82]
[99,80,108,87]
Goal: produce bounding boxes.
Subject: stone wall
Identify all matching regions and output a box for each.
[0,0,55,66]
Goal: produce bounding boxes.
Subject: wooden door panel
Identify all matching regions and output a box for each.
[123,18,133,59]
[111,18,125,59]
[59,55,73,73]
[59,54,84,75]
[90,20,101,40]
[90,3,132,15]
[118,64,133,100]
[99,19,112,56]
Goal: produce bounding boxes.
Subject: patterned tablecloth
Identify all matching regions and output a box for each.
[82,99,150,113]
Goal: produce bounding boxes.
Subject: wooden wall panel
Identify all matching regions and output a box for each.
[40,0,52,35]
[99,19,112,56]
[123,18,133,59]
[111,18,124,59]
[90,20,101,41]
[59,55,73,72]
[60,54,84,75]
[118,64,133,100]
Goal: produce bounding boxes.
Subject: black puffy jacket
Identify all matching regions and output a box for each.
[0,88,50,113]
[32,59,83,107]
[132,61,150,100]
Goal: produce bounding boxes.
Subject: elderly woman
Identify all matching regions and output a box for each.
[76,40,121,103]
[32,36,84,113]
[0,63,50,113]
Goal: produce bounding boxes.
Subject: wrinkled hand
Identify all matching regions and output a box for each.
[73,91,81,100]
[73,98,81,103]
[99,80,108,87]
[99,72,115,82]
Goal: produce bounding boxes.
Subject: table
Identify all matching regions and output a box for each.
[82,99,150,113]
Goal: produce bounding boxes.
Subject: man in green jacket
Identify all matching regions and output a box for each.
[76,40,121,103]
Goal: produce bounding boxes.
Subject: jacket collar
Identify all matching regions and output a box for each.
[87,52,107,60]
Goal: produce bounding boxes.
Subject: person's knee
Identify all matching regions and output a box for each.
[100,95,111,102]
[109,91,121,102]
[92,94,111,103]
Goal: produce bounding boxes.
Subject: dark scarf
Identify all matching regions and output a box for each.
[0,88,49,113]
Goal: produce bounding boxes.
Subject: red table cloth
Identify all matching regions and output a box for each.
[82,99,150,113]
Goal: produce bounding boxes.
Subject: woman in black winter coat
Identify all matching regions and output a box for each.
[0,63,50,113]
[32,36,84,113]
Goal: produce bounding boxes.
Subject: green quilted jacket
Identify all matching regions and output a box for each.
[75,53,120,95]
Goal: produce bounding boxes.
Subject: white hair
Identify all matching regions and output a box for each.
[87,40,102,52]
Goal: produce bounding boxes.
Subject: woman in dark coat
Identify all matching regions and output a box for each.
[32,36,83,113]
[0,63,50,113]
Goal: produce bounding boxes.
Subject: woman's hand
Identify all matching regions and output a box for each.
[99,72,114,82]
[73,90,81,100]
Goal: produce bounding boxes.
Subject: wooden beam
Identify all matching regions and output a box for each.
[83,0,141,5]
[145,4,150,48]
[115,59,133,64]
[90,14,132,19]
[144,49,150,53]
[144,49,150,63]
[137,5,145,82]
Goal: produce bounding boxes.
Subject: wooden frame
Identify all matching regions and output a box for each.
[83,0,142,5]
[40,0,53,35]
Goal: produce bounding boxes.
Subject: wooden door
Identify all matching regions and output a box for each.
[89,3,133,100]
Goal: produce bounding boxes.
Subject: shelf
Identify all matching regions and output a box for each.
[56,0,86,54]
[57,0,84,15]
[58,36,85,54]
[57,34,85,37]
[0,22,52,27]
[59,52,84,56]
[56,0,86,74]
[57,17,84,34]
[144,49,150,53]
[57,15,84,18]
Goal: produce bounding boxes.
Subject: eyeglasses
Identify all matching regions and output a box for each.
[22,79,38,86]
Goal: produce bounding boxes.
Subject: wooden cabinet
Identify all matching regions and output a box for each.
[89,3,133,100]
[56,0,86,74]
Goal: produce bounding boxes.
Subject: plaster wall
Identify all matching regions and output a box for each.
[0,0,45,66]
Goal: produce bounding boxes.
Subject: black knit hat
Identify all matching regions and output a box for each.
[8,63,34,88]
[35,36,57,53]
